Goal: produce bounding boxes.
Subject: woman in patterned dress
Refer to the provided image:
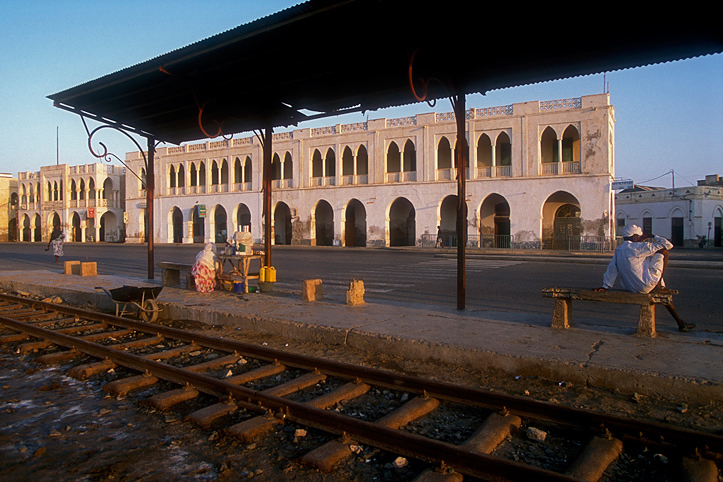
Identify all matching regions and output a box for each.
[191,242,219,292]
[47,230,65,263]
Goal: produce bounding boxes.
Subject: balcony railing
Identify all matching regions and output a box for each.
[542,161,580,175]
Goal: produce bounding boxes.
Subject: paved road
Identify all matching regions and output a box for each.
[1,243,721,333]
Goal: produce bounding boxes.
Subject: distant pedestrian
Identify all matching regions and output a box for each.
[191,242,219,293]
[436,226,443,248]
[46,230,65,263]
[595,225,695,332]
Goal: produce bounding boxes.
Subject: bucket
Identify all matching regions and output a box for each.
[233,282,244,293]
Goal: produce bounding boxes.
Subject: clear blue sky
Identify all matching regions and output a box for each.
[1,1,721,189]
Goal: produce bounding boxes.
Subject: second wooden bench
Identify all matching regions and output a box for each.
[542,287,678,337]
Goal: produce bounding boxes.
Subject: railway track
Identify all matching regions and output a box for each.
[0,292,720,482]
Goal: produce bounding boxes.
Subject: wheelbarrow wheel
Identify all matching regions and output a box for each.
[139,298,159,323]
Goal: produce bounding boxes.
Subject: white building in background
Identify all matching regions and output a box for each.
[16,163,125,243]
[615,174,723,247]
[124,94,616,250]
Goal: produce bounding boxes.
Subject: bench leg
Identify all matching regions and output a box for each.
[163,269,181,287]
[552,299,572,329]
[637,304,656,337]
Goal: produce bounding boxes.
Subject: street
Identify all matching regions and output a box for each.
[1,243,721,333]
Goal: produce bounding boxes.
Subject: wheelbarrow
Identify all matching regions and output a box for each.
[95,285,163,323]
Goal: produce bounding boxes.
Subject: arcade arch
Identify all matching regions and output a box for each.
[542,191,581,250]
[388,197,415,246]
[343,199,366,247]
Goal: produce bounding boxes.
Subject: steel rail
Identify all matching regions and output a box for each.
[0,310,579,482]
[1,293,721,479]
[1,293,720,457]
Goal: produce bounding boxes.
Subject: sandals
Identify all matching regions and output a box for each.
[679,323,696,332]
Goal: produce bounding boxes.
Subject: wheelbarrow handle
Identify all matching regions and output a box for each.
[94,287,114,299]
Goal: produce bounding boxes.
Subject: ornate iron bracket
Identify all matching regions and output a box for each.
[81,115,155,188]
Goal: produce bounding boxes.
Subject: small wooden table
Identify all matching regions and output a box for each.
[217,254,263,293]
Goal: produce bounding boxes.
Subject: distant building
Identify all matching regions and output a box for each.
[0,173,18,242]
[615,174,723,247]
[124,94,616,250]
[16,163,125,243]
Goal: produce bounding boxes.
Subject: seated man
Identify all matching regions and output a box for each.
[595,225,695,332]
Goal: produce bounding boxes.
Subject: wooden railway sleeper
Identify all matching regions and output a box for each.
[414,411,522,481]
[185,369,327,429]
[103,370,160,396]
[68,358,117,380]
[146,362,288,412]
[185,396,239,428]
[301,395,440,472]
[37,348,82,365]
[227,380,371,443]
[110,334,165,351]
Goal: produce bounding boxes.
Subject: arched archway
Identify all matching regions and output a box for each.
[439,195,458,247]
[192,206,205,243]
[48,212,61,241]
[33,214,42,242]
[101,211,119,242]
[479,194,511,248]
[388,198,415,247]
[22,214,31,242]
[542,191,581,250]
[562,125,580,164]
[541,126,558,165]
[343,199,366,247]
[71,212,82,242]
[670,207,685,247]
[236,204,251,232]
[313,200,334,246]
[170,207,184,243]
[214,205,228,243]
[273,202,292,245]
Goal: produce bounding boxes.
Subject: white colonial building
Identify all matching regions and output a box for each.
[615,174,723,247]
[17,163,125,243]
[124,94,616,250]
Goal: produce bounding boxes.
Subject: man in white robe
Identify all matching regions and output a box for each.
[596,225,695,332]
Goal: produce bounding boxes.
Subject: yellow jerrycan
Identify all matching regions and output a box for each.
[260,266,276,282]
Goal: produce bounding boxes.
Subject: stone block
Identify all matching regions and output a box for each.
[302,279,323,302]
[346,279,365,306]
[64,261,80,275]
[80,262,97,277]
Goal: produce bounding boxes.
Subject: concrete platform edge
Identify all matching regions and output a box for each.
[1,272,721,404]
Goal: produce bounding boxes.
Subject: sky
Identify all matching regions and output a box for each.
[1,1,721,189]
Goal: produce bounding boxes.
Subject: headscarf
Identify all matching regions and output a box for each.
[195,242,218,270]
[621,225,643,238]
[50,229,62,242]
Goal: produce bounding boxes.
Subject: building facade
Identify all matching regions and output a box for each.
[16,163,125,243]
[615,174,723,247]
[121,93,615,249]
[1,173,18,242]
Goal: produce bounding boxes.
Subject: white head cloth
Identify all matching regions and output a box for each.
[621,225,643,238]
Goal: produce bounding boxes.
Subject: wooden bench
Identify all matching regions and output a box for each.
[542,287,678,337]
[158,262,195,289]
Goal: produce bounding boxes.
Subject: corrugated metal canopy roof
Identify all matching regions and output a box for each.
[48,0,722,145]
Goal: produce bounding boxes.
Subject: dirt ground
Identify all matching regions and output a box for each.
[1,317,721,482]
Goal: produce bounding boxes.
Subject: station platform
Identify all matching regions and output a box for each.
[0,268,720,404]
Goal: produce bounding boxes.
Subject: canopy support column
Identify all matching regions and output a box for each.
[261,124,273,268]
[146,136,155,279]
[452,94,467,310]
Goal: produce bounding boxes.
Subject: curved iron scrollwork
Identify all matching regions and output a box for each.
[81,115,153,188]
